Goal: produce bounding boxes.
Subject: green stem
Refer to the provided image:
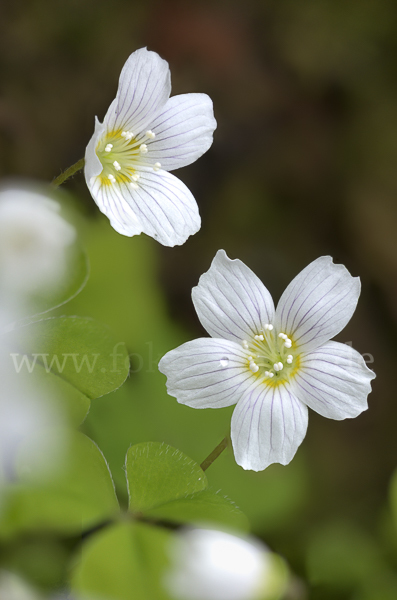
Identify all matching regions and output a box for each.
[200,436,229,472]
[51,157,85,188]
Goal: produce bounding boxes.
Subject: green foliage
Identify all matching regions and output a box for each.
[126,442,248,530]
[4,316,130,425]
[71,521,172,600]
[0,431,119,537]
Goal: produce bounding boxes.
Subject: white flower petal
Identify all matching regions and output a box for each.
[104,47,171,134]
[159,338,254,408]
[87,177,144,237]
[84,116,106,181]
[192,250,275,344]
[116,170,200,245]
[275,256,361,352]
[146,93,217,171]
[231,384,308,471]
[292,341,375,420]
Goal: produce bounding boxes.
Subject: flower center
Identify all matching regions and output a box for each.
[96,129,161,187]
[242,324,298,384]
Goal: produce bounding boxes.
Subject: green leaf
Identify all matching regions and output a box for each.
[71,521,171,600]
[0,431,119,536]
[4,316,130,424]
[146,489,249,531]
[125,442,248,530]
[126,442,207,512]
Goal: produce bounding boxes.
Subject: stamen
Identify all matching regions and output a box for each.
[108,174,116,183]
[153,162,161,171]
[139,144,148,154]
[129,181,139,190]
[242,340,249,349]
[273,362,283,372]
[254,334,264,341]
[105,144,113,152]
[113,161,121,171]
[131,173,140,181]
[264,324,274,331]
[145,130,155,139]
[286,355,293,364]
[249,361,259,373]
[278,333,287,340]
[284,339,292,348]
[121,131,134,141]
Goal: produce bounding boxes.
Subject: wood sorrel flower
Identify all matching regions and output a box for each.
[159,251,375,471]
[85,47,216,246]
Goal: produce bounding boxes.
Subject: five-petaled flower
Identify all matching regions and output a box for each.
[159,251,376,471]
[85,47,216,246]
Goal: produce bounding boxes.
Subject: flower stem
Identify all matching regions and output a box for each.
[51,157,85,188]
[200,436,229,472]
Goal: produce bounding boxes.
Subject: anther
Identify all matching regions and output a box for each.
[121,131,134,141]
[153,162,161,171]
[113,161,121,171]
[286,355,293,364]
[264,324,274,331]
[242,340,249,349]
[105,144,113,152]
[249,361,259,373]
[278,333,287,340]
[146,130,155,139]
[131,173,140,181]
[254,334,264,341]
[108,174,116,183]
[139,144,148,154]
[284,339,292,348]
[129,181,139,190]
[273,362,283,372]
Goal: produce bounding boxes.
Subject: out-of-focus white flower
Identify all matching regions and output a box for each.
[0,311,64,485]
[0,571,41,600]
[85,47,216,246]
[159,251,375,471]
[165,528,287,600]
[0,188,76,297]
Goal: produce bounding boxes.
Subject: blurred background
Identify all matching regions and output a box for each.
[1,0,397,598]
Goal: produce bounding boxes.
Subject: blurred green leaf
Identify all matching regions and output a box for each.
[126,442,207,512]
[146,489,249,531]
[4,316,130,424]
[71,521,171,600]
[126,442,247,530]
[0,431,119,536]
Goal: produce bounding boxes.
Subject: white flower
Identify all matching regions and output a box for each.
[85,47,216,246]
[165,528,284,600]
[159,251,376,471]
[0,188,76,297]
